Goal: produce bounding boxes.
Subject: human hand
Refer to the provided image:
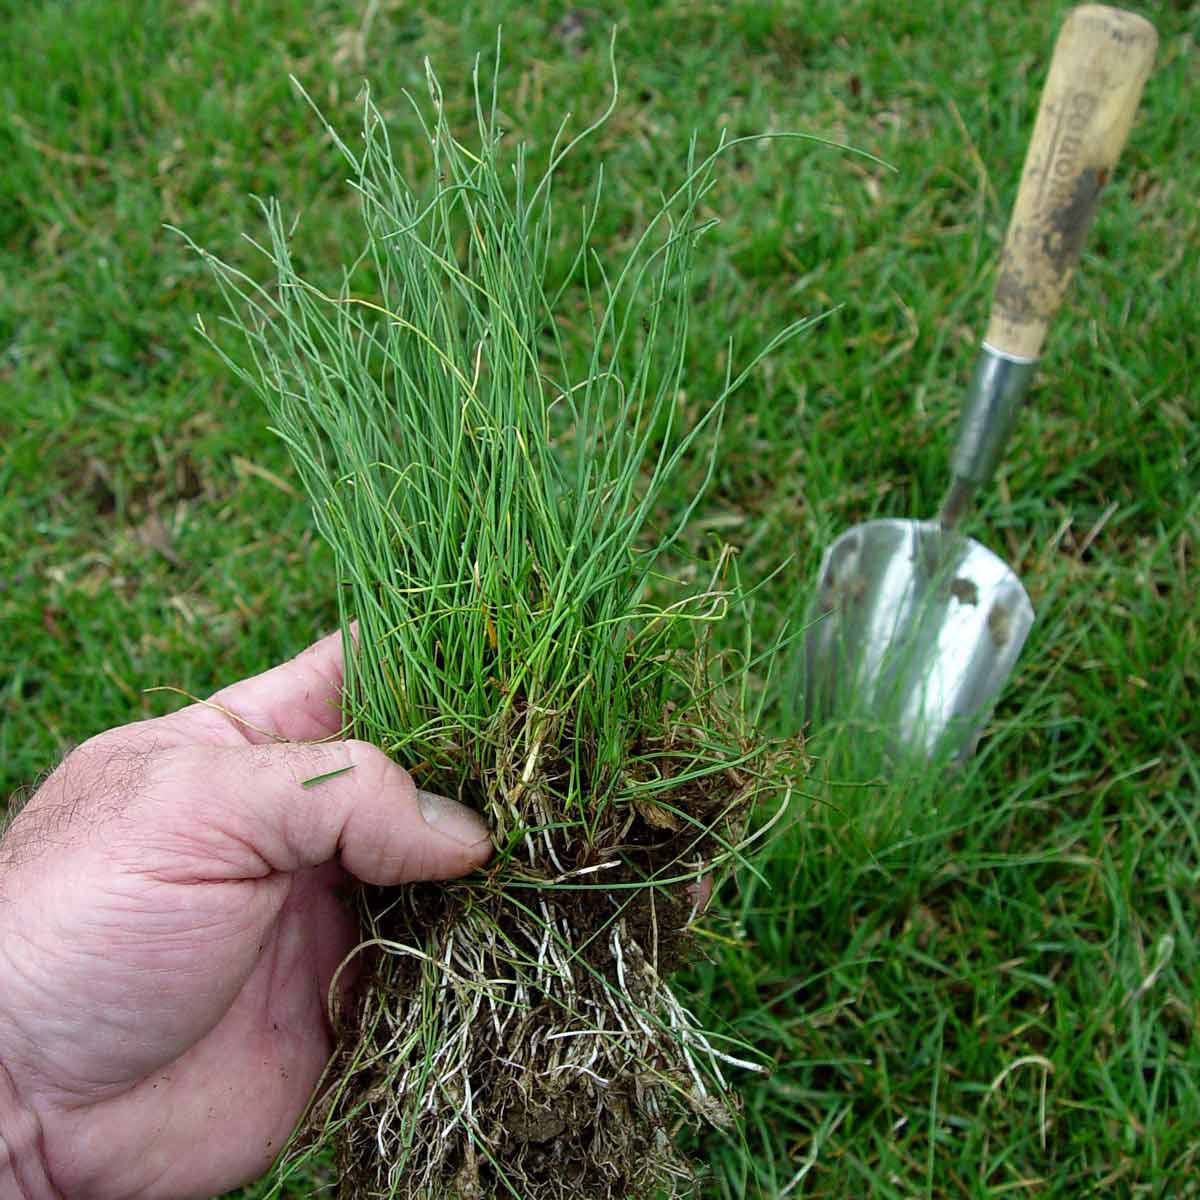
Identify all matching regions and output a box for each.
[0,631,492,1200]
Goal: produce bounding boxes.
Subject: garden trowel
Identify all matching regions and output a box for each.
[803,5,1156,762]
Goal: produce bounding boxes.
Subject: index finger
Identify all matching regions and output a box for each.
[201,626,356,744]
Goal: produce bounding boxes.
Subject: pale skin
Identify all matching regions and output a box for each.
[0,631,493,1200]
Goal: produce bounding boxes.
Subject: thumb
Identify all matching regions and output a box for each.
[150,740,493,885]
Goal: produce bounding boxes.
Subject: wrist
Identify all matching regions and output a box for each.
[0,1061,61,1200]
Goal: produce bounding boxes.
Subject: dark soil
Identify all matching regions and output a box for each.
[315,740,756,1200]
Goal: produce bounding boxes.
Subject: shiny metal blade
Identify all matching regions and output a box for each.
[803,519,1034,761]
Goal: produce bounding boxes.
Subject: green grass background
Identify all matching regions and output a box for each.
[2,0,1196,1195]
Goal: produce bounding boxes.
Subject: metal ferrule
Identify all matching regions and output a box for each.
[940,343,1036,528]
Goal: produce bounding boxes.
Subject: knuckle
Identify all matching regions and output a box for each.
[342,740,411,797]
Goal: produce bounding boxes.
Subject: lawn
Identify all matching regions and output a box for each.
[2,0,1196,1195]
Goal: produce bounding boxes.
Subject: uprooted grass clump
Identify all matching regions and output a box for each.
[323,726,772,1199]
[189,44,814,1199]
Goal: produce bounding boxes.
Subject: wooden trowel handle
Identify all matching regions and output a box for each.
[985,5,1156,361]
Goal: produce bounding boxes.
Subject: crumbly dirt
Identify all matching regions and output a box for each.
[311,736,760,1200]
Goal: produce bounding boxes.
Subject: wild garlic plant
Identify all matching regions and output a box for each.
[186,42,819,1199]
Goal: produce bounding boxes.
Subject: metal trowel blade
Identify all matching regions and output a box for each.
[802,518,1034,762]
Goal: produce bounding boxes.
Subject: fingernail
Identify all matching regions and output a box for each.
[417,789,491,848]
